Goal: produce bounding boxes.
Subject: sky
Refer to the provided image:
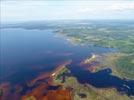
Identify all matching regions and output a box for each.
[1,0,134,22]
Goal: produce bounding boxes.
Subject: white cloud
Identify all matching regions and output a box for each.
[1,1,134,22]
[109,2,134,11]
[76,1,134,14]
[78,8,94,13]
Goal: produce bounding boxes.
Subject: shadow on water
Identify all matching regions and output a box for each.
[68,64,134,96]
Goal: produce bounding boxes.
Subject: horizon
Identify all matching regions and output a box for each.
[1,0,134,23]
[2,19,134,25]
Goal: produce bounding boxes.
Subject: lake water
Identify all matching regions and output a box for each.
[0,28,134,95]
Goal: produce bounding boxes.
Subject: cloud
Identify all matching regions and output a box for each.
[78,8,94,13]
[76,1,134,14]
[1,0,134,22]
[109,2,134,11]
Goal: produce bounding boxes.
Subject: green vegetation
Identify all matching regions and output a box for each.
[56,22,134,79]
[115,54,134,79]
[98,53,134,79]
[58,26,134,54]
[54,67,69,83]
[53,67,134,100]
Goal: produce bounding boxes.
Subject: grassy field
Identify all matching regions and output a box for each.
[97,53,134,80]
[58,26,134,54]
[115,54,134,79]
[56,22,134,79]
[53,67,134,100]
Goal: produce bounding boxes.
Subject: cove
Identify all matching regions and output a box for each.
[0,28,134,96]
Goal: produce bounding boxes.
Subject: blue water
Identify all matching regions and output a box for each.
[0,28,134,95]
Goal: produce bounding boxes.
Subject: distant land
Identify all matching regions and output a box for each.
[0,20,134,100]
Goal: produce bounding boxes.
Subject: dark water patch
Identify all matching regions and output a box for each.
[0,29,110,84]
[1,28,133,96]
[47,85,61,90]
[68,64,134,96]
[20,78,50,95]
[78,93,87,98]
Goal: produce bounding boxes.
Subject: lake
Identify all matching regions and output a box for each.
[0,28,134,95]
